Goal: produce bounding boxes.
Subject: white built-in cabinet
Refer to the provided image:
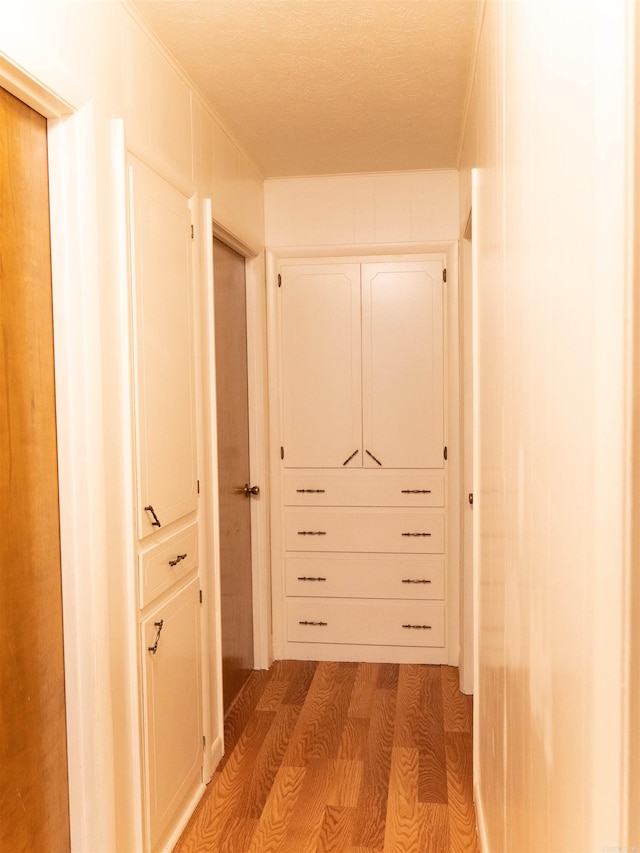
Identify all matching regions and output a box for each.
[273,258,448,663]
[128,155,203,852]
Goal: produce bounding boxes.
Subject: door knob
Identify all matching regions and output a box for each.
[243,484,260,497]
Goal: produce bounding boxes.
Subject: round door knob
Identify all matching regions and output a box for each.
[243,484,260,497]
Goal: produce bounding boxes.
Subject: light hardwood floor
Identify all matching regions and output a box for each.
[174,661,480,853]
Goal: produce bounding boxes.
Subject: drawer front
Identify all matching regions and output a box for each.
[286,553,445,599]
[284,470,444,507]
[139,523,198,608]
[284,509,445,554]
[287,599,445,647]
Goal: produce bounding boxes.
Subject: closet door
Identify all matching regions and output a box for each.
[141,578,202,851]
[280,263,362,468]
[361,261,444,469]
[129,157,198,536]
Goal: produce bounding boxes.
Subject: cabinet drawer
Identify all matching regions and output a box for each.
[286,553,444,599]
[284,470,444,507]
[139,524,198,608]
[287,599,445,647]
[284,509,444,554]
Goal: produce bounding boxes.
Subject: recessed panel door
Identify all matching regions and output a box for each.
[213,238,254,713]
[281,264,362,468]
[0,86,70,852]
[128,157,198,538]
[141,578,202,851]
[361,261,444,469]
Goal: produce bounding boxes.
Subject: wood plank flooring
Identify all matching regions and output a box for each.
[174,661,480,853]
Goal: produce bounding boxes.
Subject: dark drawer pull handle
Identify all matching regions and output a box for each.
[402,532,432,537]
[144,505,162,527]
[148,619,164,654]
[365,449,382,466]
[297,531,327,536]
[343,449,359,466]
[402,578,432,584]
[402,623,432,630]
[299,620,328,626]
[296,489,326,493]
[297,576,327,581]
[401,489,432,494]
[168,553,188,567]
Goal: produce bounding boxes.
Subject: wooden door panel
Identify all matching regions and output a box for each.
[141,579,202,850]
[0,86,70,852]
[361,261,444,469]
[128,157,198,537]
[213,238,254,712]
[281,264,362,468]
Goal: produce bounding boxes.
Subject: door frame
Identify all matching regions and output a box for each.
[0,57,117,853]
[265,241,461,665]
[209,222,272,671]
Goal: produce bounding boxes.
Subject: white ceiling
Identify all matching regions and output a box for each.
[131,0,481,178]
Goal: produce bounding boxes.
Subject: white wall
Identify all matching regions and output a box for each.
[0,2,264,851]
[265,169,458,248]
[460,1,634,850]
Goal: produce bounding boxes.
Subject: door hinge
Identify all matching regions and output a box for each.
[191,224,194,239]
[444,446,448,461]
[278,273,282,288]
[199,589,203,604]
[443,268,447,283]
[197,479,200,494]
[280,446,284,460]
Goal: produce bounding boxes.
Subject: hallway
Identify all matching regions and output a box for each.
[174,660,479,853]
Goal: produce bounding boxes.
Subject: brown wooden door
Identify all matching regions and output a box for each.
[0,87,71,852]
[213,238,254,713]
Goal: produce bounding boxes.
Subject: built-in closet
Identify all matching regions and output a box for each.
[270,256,450,663]
[127,155,203,852]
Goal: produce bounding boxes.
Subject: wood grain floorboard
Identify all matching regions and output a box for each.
[246,764,307,853]
[417,665,449,804]
[350,687,396,850]
[441,666,473,733]
[174,660,480,853]
[445,731,480,853]
[316,805,354,853]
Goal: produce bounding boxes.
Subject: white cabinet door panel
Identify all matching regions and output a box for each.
[129,157,198,537]
[141,578,202,851]
[281,264,362,468]
[361,261,444,468]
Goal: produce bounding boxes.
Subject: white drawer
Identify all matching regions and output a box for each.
[139,523,198,608]
[287,599,445,647]
[284,508,445,554]
[285,553,445,599]
[284,470,444,507]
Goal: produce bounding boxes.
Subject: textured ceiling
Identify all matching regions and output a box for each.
[131,0,481,177]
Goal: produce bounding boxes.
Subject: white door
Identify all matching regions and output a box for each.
[280,263,362,468]
[141,578,202,851]
[361,261,444,468]
[128,157,198,537]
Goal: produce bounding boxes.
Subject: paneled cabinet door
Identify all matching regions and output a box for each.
[361,261,444,469]
[280,260,444,470]
[129,156,198,538]
[281,264,362,468]
[141,578,203,852]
